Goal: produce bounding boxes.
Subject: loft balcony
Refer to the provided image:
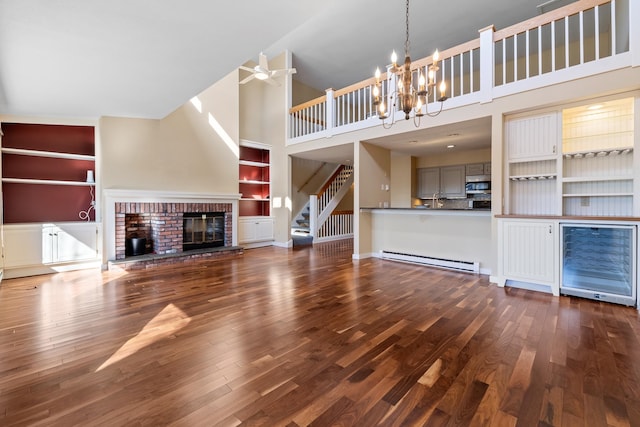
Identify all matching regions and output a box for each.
[287,0,638,144]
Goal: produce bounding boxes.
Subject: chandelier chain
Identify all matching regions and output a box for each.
[404,0,410,57]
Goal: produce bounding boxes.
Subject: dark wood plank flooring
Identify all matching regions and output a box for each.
[1,240,639,426]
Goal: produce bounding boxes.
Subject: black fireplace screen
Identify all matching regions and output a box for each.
[183,212,225,251]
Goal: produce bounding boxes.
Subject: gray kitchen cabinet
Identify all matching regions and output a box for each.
[417,168,440,198]
[417,165,466,199]
[440,165,466,198]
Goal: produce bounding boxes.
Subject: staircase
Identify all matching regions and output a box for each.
[291,165,354,246]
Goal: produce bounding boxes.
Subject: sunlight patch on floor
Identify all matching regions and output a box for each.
[96,303,191,372]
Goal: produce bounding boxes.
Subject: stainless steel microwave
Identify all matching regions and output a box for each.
[465,175,491,194]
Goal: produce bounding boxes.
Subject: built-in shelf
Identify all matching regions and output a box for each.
[509,174,557,181]
[562,193,633,198]
[239,141,271,217]
[239,160,269,168]
[240,179,269,185]
[562,176,633,183]
[2,178,96,186]
[1,147,95,161]
[563,147,633,158]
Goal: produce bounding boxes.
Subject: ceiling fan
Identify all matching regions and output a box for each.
[239,53,296,86]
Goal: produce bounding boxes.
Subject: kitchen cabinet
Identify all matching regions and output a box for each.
[238,217,274,246]
[417,166,465,199]
[506,112,559,161]
[466,163,485,176]
[440,165,466,198]
[417,168,440,198]
[498,219,559,295]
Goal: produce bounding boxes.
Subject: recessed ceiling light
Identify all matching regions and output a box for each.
[447,144,455,149]
[588,104,603,110]
[408,140,418,144]
[447,133,460,137]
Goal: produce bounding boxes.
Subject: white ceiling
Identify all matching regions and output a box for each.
[0,0,576,121]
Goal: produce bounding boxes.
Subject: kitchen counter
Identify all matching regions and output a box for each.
[361,207,491,216]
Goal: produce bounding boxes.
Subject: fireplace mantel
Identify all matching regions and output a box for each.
[103,190,241,265]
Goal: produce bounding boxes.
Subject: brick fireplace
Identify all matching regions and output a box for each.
[115,202,233,260]
[104,190,241,269]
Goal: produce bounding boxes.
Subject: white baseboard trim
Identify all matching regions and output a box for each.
[273,239,293,249]
[4,260,102,279]
[352,252,374,260]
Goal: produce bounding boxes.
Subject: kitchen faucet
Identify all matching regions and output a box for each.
[432,193,443,209]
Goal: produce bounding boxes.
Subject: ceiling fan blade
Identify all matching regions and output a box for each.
[239,65,254,72]
[270,68,297,78]
[258,53,269,72]
[239,74,256,84]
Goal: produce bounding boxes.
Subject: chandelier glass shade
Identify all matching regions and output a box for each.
[373,0,447,128]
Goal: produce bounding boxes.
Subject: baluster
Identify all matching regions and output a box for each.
[538,25,542,76]
[579,11,584,64]
[525,29,530,79]
[595,4,600,59]
[551,20,556,72]
[565,16,569,69]
[612,0,617,55]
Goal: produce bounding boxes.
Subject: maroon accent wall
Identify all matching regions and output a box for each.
[2,122,95,223]
[3,155,94,181]
[3,183,94,223]
[2,123,94,155]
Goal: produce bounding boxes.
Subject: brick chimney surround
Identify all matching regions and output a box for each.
[103,190,241,270]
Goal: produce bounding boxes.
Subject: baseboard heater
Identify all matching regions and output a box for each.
[381,250,480,274]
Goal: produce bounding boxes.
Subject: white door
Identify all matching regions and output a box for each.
[440,165,466,198]
[55,224,98,263]
[417,168,439,198]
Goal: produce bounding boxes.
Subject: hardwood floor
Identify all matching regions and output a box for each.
[1,240,640,426]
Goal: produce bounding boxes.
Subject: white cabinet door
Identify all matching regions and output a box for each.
[506,112,559,161]
[440,165,466,198]
[417,168,440,198]
[55,224,98,263]
[466,163,485,176]
[255,219,274,241]
[4,223,99,268]
[500,220,559,294]
[4,225,46,268]
[238,217,274,244]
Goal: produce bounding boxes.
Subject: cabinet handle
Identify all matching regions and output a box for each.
[552,145,556,154]
[549,225,552,234]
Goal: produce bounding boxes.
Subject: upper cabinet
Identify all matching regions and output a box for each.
[506,112,559,161]
[417,165,466,199]
[1,122,96,223]
[417,168,440,198]
[504,97,635,217]
[440,165,466,199]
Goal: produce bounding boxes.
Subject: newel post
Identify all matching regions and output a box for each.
[325,88,335,134]
[479,25,495,104]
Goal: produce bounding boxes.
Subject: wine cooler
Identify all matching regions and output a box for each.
[561,224,637,306]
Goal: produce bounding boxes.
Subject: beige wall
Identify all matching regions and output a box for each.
[355,142,390,256]
[99,69,240,194]
[292,79,324,107]
[390,152,415,208]
[415,147,491,168]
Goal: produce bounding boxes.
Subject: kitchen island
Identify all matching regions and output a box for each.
[361,207,494,275]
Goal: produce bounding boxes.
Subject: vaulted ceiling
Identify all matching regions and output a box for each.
[0,0,576,120]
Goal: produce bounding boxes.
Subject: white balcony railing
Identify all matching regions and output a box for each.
[288,0,634,142]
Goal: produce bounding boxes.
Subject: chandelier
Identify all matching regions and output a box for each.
[373,0,447,128]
